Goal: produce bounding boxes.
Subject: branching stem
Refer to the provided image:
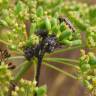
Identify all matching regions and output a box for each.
[14,60,34,81]
[50,46,82,55]
[35,56,43,87]
[43,62,77,80]
[44,60,79,70]
[44,57,79,63]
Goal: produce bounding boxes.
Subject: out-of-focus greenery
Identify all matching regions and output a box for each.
[79,50,96,95]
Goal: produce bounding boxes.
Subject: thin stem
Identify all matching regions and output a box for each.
[0,39,10,45]
[35,56,43,86]
[60,62,80,70]
[7,56,25,61]
[34,58,38,80]
[50,46,82,55]
[13,61,24,72]
[43,62,77,80]
[14,60,34,81]
[44,59,79,70]
[44,57,79,63]
[34,56,43,96]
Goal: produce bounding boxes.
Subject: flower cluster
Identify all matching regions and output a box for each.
[0,0,96,96]
[0,0,38,51]
[12,79,46,96]
[0,0,82,53]
[0,62,46,96]
[79,50,96,95]
[0,62,13,95]
[86,26,96,47]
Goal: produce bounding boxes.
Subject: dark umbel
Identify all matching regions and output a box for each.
[23,29,57,91]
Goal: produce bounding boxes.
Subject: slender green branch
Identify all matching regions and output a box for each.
[60,62,80,70]
[34,58,38,80]
[50,46,82,55]
[14,60,34,81]
[0,39,10,45]
[7,56,25,61]
[43,59,79,70]
[44,57,79,63]
[43,62,77,80]
[13,62,24,72]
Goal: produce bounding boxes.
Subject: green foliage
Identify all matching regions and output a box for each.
[0,62,12,95]
[12,79,46,96]
[79,50,96,95]
[0,62,47,96]
[0,0,96,96]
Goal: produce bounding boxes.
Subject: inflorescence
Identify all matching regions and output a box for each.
[0,0,96,96]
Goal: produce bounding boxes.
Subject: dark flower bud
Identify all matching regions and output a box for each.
[35,29,48,38]
[24,46,34,60]
[44,35,56,53]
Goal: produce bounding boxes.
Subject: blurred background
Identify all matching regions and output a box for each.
[0,0,96,96]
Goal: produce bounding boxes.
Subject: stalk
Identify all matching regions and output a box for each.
[14,60,34,81]
[50,46,82,55]
[44,57,79,63]
[44,60,79,70]
[35,56,43,87]
[44,62,77,80]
